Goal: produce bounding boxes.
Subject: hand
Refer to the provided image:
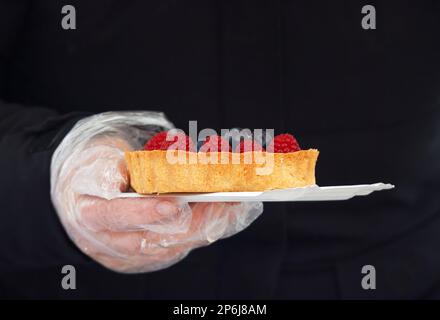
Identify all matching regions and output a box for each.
[51,112,263,273]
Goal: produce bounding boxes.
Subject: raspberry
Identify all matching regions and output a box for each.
[159,132,195,151]
[234,140,265,153]
[144,131,168,150]
[267,133,301,153]
[199,135,230,152]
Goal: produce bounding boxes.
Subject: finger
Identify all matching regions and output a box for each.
[77,208,200,257]
[188,202,235,243]
[151,202,262,248]
[95,230,153,256]
[84,229,191,263]
[92,246,190,273]
[72,229,190,273]
[70,146,129,198]
[213,201,263,239]
[77,195,191,233]
[145,202,243,248]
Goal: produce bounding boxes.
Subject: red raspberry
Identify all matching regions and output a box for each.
[267,133,301,153]
[199,135,230,152]
[234,140,265,153]
[144,131,168,150]
[160,132,195,151]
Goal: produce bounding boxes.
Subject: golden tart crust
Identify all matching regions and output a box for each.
[125,149,319,194]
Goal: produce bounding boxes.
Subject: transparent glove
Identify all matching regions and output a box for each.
[50,111,263,273]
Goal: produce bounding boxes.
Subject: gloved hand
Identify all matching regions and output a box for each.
[50,111,263,273]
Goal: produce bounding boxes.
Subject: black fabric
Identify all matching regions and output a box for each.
[0,0,440,299]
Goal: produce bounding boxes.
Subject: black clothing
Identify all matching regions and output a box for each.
[1,0,440,299]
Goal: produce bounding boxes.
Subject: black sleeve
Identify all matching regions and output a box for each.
[0,0,92,272]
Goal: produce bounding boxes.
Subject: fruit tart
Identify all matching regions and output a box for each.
[125,131,319,194]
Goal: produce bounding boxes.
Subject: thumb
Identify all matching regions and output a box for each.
[70,145,129,199]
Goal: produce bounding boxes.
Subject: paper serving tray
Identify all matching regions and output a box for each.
[116,183,394,202]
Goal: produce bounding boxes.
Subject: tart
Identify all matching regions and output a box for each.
[125,132,319,194]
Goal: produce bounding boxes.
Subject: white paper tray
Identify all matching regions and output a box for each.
[116,183,394,202]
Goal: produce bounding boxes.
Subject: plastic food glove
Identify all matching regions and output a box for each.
[50,111,263,273]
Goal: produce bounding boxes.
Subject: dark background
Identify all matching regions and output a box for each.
[1,0,440,299]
